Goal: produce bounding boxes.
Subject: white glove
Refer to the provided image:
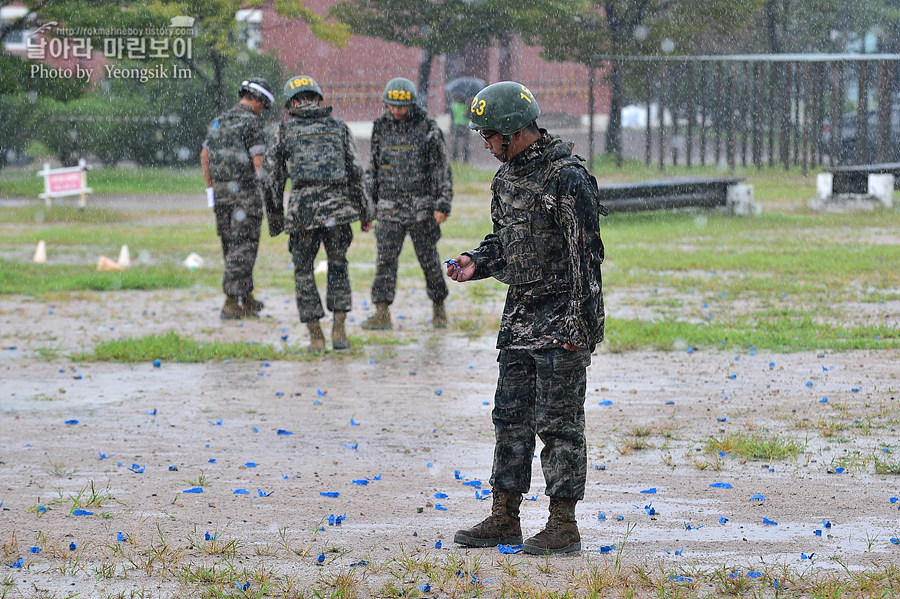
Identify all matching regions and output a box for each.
[205,187,215,208]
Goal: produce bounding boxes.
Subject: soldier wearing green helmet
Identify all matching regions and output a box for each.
[200,76,274,319]
[447,81,608,555]
[261,75,374,352]
[361,77,453,331]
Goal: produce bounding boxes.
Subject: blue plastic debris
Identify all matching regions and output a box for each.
[7,557,22,568]
[152,359,161,368]
[710,482,733,489]
[719,516,728,524]
[822,519,832,528]
[805,381,813,388]
[72,509,93,516]
[717,417,727,422]
[434,540,441,549]
[146,408,157,415]
[350,418,360,426]
[763,517,778,526]
[65,419,78,425]
[329,513,346,526]
[98,452,113,460]
[320,491,339,498]
[598,512,606,520]
[814,529,822,536]
[116,532,126,542]
[29,546,41,553]
[208,459,216,464]
[129,463,145,473]
[69,542,77,551]
[801,552,814,559]
[684,522,704,530]
[454,470,465,480]
[343,442,358,450]
[236,582,250,591]
[642,503,656,516]
[258,488,272,497]
[420,583,431,592]
[316,553,325,563]
[204,531,219,541]
[352,479,369,485]
[598,400,613,406]
[599,544,615,553]
[234,489,250,495]
[640,488,657,494]
[183,487,203,493]
[890,538,899,545]
[748,571,763,578]
[498,544,523,554]
[277,429,294,435]
[665,547,684,556]
[750,494,766,501]
[350,560,369,567]
[317,389,326,396]
[463,480,482,488]
[670,575,692,582]
[435,503,447,511]
[435,492,448,499]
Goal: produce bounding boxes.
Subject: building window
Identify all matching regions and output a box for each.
[235,9,262,51]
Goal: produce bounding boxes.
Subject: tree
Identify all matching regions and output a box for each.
[330,0,515,105]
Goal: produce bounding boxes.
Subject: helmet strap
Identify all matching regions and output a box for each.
[500,134,512,161]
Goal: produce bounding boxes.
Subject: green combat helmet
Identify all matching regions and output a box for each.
[239,77,275,109]
[283,75,324,106]
[382,77,417,106]
[467,81,539,135]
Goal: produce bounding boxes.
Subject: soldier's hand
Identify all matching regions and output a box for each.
[205,187,215,208]
[553,339,584,351]
[361,220,373,233]
[433,211,448,225]
[445,254,475,282]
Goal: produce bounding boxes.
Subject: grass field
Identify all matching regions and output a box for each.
[1,162,897,357]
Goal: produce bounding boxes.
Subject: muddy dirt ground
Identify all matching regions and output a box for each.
[1,195,899,597]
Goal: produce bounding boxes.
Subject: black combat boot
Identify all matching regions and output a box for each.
[454,489,523,547]
[523,497,581,555]
[220,295,244,320]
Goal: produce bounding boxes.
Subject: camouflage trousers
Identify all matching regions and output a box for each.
[288,224,353,323]
[371,219,448,305]
[490,348,592,500]
[214,201,262,297]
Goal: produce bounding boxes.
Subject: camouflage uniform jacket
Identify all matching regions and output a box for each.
[202,102,265,210]
[262,103,373,232]
[368,105,452,223]
[464,131,607,351]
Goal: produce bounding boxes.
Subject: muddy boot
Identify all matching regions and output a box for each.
[306,320,326,352]
[360,302,392,330]
[220,295,244,320]
[242,292,264,314]
[432,301,447,329]
[454,489,523,547]
[523,498,581,555]
[332,312,350,351]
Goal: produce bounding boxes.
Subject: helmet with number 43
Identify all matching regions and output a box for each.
[467,81,540,135]
[382,77,418,106]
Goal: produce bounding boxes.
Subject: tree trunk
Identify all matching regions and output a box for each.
[418,51,433,110]
[605,59,623,158]
[212,51,227,114]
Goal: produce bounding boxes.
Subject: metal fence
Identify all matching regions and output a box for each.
[604,54,900,173]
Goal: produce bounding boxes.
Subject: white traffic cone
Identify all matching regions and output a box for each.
[182,252,204,270]
[33,240,47,264]
[116,245,131,268]
[97,256,124,271]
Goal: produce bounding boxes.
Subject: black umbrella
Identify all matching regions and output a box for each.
[446,76,486,100]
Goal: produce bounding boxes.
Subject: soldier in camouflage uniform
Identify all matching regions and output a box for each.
[201,77,274,319]
[447,82,607,555]
[361,78,453,331]
[261,75,373,351]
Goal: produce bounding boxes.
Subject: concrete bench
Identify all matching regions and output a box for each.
[598,176,757,215]
[827,162,900,194]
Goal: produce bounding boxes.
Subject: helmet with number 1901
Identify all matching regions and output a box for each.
[467,81,540,135]
[282,75,324,106]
